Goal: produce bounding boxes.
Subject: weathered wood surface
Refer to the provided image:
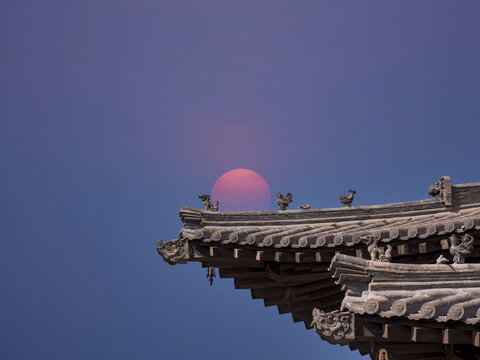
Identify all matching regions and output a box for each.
[332,253,480,325]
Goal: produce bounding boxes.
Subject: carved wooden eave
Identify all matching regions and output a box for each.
[322,254,480,358]
[157,177,480,359]
[331,253,480,325]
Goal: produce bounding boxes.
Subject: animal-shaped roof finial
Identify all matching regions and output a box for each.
[339,189,356,207]
[198,194,219,212]
[277,192,292,210]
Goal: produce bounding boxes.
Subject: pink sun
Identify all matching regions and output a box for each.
[211,169,271,212]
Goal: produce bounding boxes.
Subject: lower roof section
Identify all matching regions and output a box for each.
[331,253,480,325]
[311,309,480,359]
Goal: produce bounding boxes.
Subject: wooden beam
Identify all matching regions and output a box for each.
[442,329,472,344]
[190,243,210,258]
[396,351,443,360]
[440,238,449,250]
[305,285,342,299]
[382,324,411,342]
[473,331,480,347]
[417,240,442,254]
[222,266,331,282]
[308,263,329,272]
[411,327,442,343]
[292,263,314,271]
[234,248,257,260]
[277,263,295,271]
[277,293,343,314]
[418,243,428,254]
[292,305,340,324]
[357,346,371,356]
[274,252,294,262]
[252,279,335,301]
[201,260,264,268]
[234,278,277,289]
[295,279,336,294]
[355,249,365,258]
[256,250,275,261]
[209,246,234,258]
[304,320,312,330]
[251,279,336,300]
[263,285,340,306]
[283,271,332,282]
[244,278,334,292]
[219,268,265,279]
[251,286,285,299]
[397,244,411,256]
[387,343,443,354]
[359,322,383,339]
[312,250,334,263]
[295,252,315,263]
[291,309,313,323]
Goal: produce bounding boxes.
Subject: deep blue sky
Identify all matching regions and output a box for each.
[2,1,480,359]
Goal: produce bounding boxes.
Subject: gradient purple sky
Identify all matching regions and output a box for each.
[2,1,480,359]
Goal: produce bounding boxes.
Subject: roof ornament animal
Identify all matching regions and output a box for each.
[298,204,310,209]
[449,231,474,264]
[198,194,219,212]
[339,189,356,207]
[276,192,292,210]
[428,176,453,206]
[428,180,443,199]
[361,234,392,262]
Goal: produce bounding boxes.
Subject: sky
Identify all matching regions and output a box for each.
[1,1,480,359]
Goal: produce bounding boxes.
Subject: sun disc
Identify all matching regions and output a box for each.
[211,169,271,212]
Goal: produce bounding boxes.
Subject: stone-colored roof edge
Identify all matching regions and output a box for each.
[179,179,480,227]
[180,198,444,225]
[330,252,480,279]
[179,210,480,250]
[331,254,480,325]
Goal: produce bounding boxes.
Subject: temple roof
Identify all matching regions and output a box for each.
[157,177,480,359]
[181,205,480,249]
[309,254,480,358]
[331,254,480,325]
[179,179,480,252]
